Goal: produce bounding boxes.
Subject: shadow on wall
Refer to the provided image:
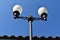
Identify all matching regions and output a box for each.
[0,35,60,40]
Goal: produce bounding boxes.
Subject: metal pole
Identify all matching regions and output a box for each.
[29,21,32,40]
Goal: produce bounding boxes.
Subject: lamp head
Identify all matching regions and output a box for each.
[38,7,48,21]
[13,5,23,19]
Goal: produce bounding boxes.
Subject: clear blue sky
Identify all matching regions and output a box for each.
[0,0,60,37]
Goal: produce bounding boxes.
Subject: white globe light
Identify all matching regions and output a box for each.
[13,5,23,14]
[38,7,48,16]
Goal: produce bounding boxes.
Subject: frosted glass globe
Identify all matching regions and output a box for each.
[38,7,48,16]
[13,5,23,14]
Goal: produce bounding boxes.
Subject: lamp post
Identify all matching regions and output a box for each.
[13,5,48,40]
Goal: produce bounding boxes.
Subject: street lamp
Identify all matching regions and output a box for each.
[13,5,48,40]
